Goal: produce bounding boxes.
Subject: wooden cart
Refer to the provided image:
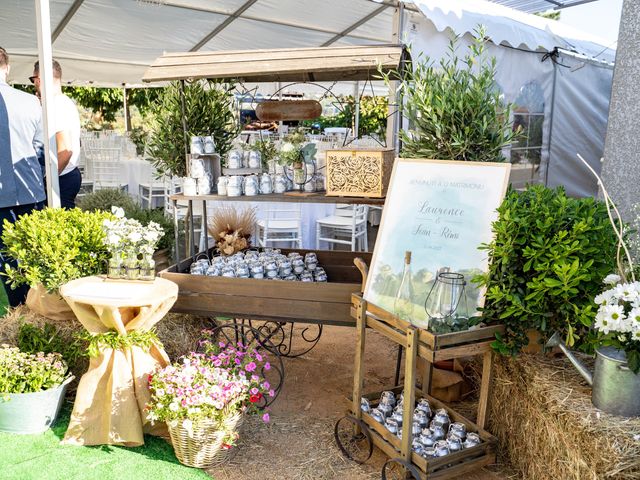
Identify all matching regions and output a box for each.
[336,293,503,479]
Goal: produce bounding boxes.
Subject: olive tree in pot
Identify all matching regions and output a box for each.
[146,80,240,180]
[380,27,519,162]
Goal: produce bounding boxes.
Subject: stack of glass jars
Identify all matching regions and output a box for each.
[188,249,328,282]
[362,392,482,459]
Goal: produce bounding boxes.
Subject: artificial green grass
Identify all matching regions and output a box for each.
[0,402,212,480]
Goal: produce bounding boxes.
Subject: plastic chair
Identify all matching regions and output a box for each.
[255,205,303,249]
[84,147,127,192]
[316,204,369,251]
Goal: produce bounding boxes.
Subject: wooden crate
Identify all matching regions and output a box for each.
[325,149,394,198]
[359,387,497,479]
[347,294,502,479]
[159,249,371,326]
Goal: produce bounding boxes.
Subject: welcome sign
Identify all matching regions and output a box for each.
[364,159,511,327]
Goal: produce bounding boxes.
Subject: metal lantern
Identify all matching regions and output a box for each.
[424,271,469,331]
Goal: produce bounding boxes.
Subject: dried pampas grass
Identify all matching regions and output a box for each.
[208,206,257,255]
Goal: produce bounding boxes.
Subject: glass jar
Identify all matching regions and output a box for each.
[107,252,124,279]
[304,252,318,271]
[124,255,140,281]
[140,253,155,281]
[259,173,273,194]
[292,257,305,274]
[217,176,228,196]
[248,150,261,169]
[228,150,243,169]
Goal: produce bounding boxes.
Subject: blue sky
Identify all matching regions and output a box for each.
[559,0,624,45]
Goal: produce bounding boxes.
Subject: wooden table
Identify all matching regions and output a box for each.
[60,276,178,447]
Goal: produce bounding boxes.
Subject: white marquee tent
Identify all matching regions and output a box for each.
[0,0,616,197]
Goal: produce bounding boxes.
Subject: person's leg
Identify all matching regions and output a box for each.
[59,168,82,209]
[0,202,44,307]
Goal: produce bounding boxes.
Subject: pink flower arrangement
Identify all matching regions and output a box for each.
[147,332,274,446]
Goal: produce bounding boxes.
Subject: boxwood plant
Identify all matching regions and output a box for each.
[1,208,113,293]
[475,185,619,355]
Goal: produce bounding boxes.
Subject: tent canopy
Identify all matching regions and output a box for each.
[0,0,614,87]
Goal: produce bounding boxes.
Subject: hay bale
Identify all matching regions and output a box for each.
[0,307,211,374]
[488,354,640,479]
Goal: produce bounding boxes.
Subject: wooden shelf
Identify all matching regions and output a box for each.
[221,168,263,176]
[170,193,385,205]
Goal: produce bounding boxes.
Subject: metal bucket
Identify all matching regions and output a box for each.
[592,347,640,417]
[0,376,74,434]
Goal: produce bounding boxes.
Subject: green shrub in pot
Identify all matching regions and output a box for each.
[475,185,619,355]
[1,208,113,293]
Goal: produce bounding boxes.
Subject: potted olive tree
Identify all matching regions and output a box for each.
[146,80,240,180]
[380,27,518,162]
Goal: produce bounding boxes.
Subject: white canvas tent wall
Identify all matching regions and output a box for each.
[406,0,615,197]
[0,0,615,197]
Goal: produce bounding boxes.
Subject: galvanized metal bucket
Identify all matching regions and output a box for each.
[593,347,640,417]
[0,376,74,434]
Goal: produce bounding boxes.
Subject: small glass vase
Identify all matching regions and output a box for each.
[140,253,156,281]
[107,253,124,280]
[124,251,140,281]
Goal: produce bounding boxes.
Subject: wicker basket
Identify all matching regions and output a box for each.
[168,413,244,468]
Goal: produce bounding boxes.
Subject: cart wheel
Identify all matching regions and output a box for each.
[381,457,421,480]
[334,415,373,464]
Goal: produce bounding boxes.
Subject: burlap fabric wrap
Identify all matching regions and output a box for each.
[26,283,75,321]
[59,276,178,446]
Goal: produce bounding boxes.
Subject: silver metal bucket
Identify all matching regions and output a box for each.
[592,347,640,417]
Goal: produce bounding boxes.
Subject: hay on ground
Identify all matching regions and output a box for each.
[488,354,640,480]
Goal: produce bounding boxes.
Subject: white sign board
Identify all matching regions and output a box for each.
[364,159,511,327]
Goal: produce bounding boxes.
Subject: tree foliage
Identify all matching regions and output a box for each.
[146,80,239,178]
[63,86,160,123]
[303,95,387,138]
[380,28,518,162]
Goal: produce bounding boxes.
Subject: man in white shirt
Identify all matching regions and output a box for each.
[31,59,82,208]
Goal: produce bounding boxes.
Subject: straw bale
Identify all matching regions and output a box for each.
[488,354,640,480]
[0,307,211,374]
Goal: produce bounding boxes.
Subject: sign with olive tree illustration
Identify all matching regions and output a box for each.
[364,159,511,328]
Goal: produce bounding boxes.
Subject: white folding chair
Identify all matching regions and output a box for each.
[255,205,303,249]
[85,147,128,192]
[316,204,369,251]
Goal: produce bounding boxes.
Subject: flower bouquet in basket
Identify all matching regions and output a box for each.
[207,206,256,255]
[146,338,273,468]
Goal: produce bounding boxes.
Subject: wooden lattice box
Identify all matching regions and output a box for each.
[325,149,394,198]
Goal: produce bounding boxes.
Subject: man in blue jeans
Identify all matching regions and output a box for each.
[0,47,46,307]
[31,59,81,209]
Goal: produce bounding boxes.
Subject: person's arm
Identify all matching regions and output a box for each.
[33,112,45,169]
[55,129,73,174]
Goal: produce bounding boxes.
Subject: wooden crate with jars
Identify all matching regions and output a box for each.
[325,149,395,198]
[334,293,502,479]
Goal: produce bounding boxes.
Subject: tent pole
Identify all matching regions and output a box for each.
[353,81,360,139]
[35,0,61,208]
[544,57,559,187]
[386,2,404,154]
[123,85,131,132]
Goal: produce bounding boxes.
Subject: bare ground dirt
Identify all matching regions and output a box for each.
[207,324,508,480]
